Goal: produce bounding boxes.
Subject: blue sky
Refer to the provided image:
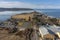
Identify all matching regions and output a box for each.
[0,0,60,9]
[2,0,60,4]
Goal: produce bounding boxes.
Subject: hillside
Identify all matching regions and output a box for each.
[0,8,33,11]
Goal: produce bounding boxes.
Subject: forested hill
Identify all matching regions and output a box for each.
[0,8,33,11]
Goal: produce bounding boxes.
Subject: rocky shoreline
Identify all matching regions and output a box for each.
[0,11,60,40]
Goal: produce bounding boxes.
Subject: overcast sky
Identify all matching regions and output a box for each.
[0,0,60,9]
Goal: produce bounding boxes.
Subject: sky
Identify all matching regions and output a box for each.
[0,0,60,9]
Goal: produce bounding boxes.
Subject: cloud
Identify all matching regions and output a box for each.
[0,1,60,9]
[0,1,37,8]
[38,5,60,9]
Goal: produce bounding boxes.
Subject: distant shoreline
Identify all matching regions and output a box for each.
[0,8,33,12]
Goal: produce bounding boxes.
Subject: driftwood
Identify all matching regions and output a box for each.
[0,27,39,40]
[15,28,38,40]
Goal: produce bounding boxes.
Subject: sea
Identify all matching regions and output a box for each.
[0,9,60,21]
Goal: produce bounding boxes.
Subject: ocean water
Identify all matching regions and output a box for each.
[36,9,60,18]
[0,9,60,21]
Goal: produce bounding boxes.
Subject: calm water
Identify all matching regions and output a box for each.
[0,9,60,21]
[37,9,60,18]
